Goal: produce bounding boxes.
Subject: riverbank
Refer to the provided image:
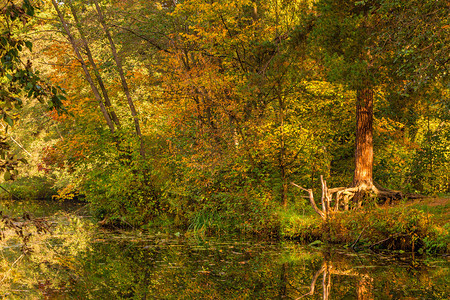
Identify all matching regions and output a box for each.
[281,197,450,254]
[1,191,448,255]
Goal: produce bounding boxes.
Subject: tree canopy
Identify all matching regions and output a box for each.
[1,0,448,229]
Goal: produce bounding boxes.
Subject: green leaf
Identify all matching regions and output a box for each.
[23,0,35,16]
[4,171,11,181]
[25,41,33,51]
[308,240,324,247]
[4,115,14,127]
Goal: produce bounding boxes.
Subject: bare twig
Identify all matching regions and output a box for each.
[291,182,326,219]
[0,185,19,200]
[366,233,409,249]
[351,225,369,250]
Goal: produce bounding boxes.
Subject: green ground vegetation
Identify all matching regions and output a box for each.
[282,197,450,254]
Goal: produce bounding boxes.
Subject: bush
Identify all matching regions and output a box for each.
[0,176,57,200]
[82,161,163,227]
[184,189,280,236]
[282,203,449,254]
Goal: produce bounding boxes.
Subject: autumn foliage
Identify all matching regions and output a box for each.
[1,0,448,231]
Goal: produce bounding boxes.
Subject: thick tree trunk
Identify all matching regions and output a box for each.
[353,88,374,204]
[294,87,415,213]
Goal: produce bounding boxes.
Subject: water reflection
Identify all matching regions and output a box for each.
[0,217,448,299]
[292,251,449,300]
[295,260,372,300]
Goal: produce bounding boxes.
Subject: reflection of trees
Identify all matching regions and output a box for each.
[0,213,93,298]
[295,261,331,300]
[296,259,373,300]
[357,273,374,300]
[1,226,447,299]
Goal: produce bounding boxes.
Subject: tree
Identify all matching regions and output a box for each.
[0,0,64,180]
[158,0,330,210]
[93,0,145,158]
[312,0,381,203]
[51,0,146,157]
[51,0,117,134]
[309,0,449,206]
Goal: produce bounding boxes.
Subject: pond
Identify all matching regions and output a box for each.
[0,201,448,299]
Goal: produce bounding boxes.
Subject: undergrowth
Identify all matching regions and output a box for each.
[0,176,57,200]
[281,199,449,254]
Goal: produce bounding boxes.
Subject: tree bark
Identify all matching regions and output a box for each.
[353,88,374,204]
[93,0,145,158]
[67,0,121,128]
[278,89,288,207]
[51,0,115,134]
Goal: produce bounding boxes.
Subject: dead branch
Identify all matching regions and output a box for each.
[291,182,326,219]
[351,225,369,250]
[292,177,349,219]
[366,233,410,249]
[320,175,328,214]
[292,175,423,218]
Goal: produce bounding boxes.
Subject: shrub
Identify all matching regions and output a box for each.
[0,176,57,200]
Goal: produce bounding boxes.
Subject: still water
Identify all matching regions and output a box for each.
[0,202,448,299]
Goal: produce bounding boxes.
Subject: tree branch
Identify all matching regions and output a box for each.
[291,182,326,219]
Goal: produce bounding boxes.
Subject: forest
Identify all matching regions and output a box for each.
[1,0,449,253]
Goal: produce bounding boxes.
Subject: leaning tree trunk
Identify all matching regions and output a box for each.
[353,87,374,206]
[51,0,115,134]
[67,0,121,129]
[93,0,145,158]
[277,88,288,207]
[52,0,115,133]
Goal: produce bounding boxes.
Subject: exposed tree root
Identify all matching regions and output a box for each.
[291,176,426,220]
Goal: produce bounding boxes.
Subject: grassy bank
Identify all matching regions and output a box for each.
[2,176,448,255]
[281,197,450,254]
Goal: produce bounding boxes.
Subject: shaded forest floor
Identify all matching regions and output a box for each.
[282,196,450,255]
